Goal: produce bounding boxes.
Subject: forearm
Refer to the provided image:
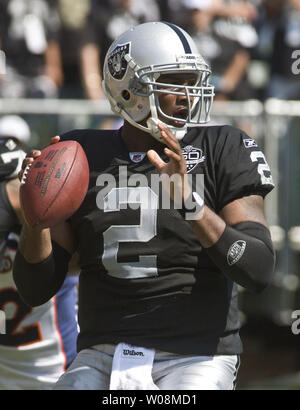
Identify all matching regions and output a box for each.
[13,241,71,306]
[212,1,257,21]
[14,224,71,306]
[44,40,63,87]
[80,43,104,100]
[18,223,52,263]
[221,51,250,95]
[188,205,226,248]
[188,208,275,292]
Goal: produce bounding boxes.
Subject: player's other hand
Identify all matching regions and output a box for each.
[147,123,187,176]
[18,136,60,182]
[147,123,191,204]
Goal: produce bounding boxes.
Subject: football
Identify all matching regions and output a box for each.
[20,140,89,228]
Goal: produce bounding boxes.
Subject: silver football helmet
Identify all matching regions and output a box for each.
[103,22,215,142]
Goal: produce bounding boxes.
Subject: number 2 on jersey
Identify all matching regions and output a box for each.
[102,187,158,279]
[0,288,41,346]
[250,151,274,186]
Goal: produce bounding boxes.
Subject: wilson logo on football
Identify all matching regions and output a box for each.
[181,145,205,173]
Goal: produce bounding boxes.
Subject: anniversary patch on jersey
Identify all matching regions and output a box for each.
[181,145,205,172]
[108,42,130,80]
[227,240,246,266]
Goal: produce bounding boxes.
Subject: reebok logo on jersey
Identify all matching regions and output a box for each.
[181,145,205,172]
[243,139,258,148]
[122,348,145,358]
[227,240,246,266]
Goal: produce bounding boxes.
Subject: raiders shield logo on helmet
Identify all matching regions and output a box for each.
[181,145,205,172]
[108,42,130,80]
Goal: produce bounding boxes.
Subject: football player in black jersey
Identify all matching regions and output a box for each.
[14,22,275,390]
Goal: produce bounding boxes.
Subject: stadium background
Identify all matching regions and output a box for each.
[1,0,300,390]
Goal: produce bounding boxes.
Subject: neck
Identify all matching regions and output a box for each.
[121,121,164,152]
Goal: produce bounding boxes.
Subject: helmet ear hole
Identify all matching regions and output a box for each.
[122,90,131,101]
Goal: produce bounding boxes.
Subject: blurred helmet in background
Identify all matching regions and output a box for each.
[0,115,31,146]
[0,116,30,180]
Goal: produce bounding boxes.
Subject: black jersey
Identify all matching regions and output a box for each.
[60,125,274,355]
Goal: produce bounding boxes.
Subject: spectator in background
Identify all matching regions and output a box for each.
[55,0,105,100]
[0,0,63,98]
[210,0,258,51]
[182,0,255,100]
[213,0,258,21]
[157,0,258,27]
[0,115,78,389]
[104,0,161,42]
[252,0,300,100]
